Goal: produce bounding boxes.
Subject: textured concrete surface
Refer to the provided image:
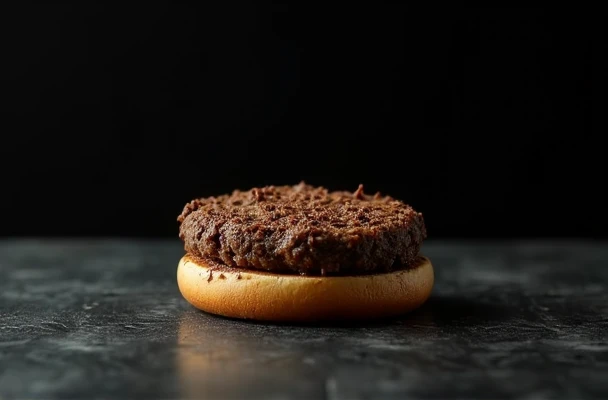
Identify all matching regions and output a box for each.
[1,239,607,399]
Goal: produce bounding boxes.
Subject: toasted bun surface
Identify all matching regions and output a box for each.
[177,254,434,322]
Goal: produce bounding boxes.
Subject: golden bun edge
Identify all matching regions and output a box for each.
[177,254,434,322]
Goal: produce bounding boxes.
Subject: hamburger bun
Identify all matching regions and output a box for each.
[177,254,434,322]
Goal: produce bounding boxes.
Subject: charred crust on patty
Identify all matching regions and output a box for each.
[177,182,426,276]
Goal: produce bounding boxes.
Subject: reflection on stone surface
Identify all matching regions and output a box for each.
[175,312,326,400]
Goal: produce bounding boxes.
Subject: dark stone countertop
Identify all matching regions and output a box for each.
[0,239,607,400]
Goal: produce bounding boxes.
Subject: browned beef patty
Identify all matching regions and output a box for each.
[177,183,427,276]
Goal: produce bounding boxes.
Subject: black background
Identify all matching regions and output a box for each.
[1,4,605,239]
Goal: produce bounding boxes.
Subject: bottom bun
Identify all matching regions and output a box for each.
[177,254,434,322]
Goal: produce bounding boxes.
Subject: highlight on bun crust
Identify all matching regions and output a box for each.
[176,183,434,322]
[177,254,434,322]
